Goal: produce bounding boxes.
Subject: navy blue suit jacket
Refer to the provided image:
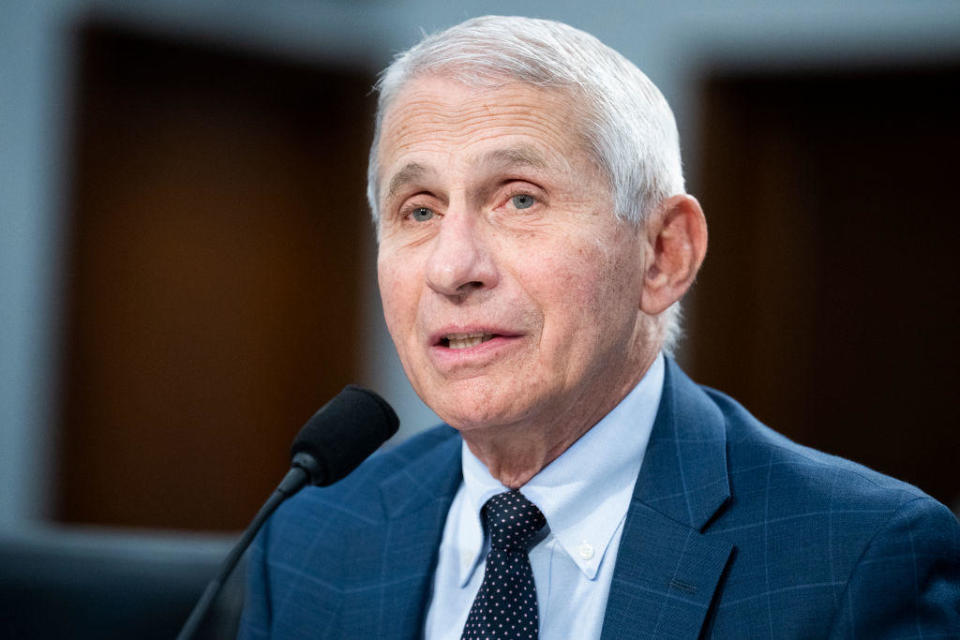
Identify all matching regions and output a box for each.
[238,360,960,638]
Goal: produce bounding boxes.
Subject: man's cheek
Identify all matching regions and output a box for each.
[381,293,412,351]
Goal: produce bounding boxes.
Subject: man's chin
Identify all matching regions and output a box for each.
[412,371,551,431]
[432,396,541,437]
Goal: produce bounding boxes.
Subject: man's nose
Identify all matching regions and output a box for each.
[425,211,498,298]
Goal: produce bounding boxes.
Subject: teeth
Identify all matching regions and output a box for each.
[445,332,494,350]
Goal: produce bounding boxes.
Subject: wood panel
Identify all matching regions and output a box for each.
[57,24,374,530]
[689,66,960,506]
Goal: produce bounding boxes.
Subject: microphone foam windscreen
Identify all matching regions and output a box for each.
[291,385,399,486]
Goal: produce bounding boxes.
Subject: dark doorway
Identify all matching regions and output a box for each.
[57,23,374,530]
[689,65,960,507]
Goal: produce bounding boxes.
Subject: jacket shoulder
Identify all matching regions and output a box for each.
[698,386,960,637]
[273,423,460,527]
[702,385,929,512]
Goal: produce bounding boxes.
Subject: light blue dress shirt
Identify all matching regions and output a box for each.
[423,354,665,640]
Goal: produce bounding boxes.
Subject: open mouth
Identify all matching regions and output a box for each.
[440,332,496,350]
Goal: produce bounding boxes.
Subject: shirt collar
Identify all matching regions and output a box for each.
[457,353,665,585]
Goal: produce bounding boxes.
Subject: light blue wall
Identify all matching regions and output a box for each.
[2,0,958,529]
[1,0,73,528]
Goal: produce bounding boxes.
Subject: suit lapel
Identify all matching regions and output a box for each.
[601,359,734,640]
[369,429,462,640]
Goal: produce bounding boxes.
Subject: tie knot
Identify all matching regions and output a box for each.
[482,490,546,552]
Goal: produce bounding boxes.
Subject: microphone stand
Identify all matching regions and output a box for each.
[175,384,397,639]
[175,460,314,640]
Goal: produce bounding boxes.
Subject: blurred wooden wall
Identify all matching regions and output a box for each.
[57,23,374,530]
[688,65,960,507]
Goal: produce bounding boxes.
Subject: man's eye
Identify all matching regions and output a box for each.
[410,207,435,222]
[511,194,536,210]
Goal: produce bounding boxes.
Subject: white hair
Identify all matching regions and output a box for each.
[367,15,686,352]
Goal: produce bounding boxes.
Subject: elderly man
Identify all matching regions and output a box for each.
[238,16,959,640]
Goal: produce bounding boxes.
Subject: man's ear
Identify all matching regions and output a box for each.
[640,194,708,315]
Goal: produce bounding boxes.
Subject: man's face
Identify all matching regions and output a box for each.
[376,76,652,436]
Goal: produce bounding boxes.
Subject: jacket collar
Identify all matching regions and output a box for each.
[601,357,734,640]
[379,426,462,518]
[363,428,461,640]
[632,357,731,530]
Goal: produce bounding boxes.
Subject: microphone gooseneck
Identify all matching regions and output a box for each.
[176,385,399,640]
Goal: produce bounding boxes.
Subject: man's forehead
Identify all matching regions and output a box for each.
[375,77,596,200]
[381,77,578,146]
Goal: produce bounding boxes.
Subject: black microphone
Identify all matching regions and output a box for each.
[176,385,399,640]
[289,384,400,488]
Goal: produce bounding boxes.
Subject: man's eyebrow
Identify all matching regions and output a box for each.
[385,147,547,200]
[386,162,431,199]
[480,145,549,171]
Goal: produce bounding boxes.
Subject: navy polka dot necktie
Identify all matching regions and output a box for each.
[461,490,547,640]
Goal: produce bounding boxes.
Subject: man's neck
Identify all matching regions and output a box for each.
[461,349,661,488]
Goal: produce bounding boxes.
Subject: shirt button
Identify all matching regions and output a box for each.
[578,542,595,560]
